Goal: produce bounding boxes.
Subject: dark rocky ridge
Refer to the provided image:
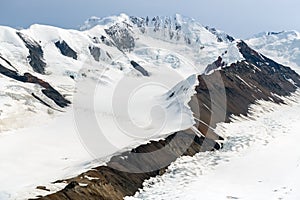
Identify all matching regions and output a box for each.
[130,60,150,76]
[191,41,300,136]
[35,41,300,200]
[55,40,78,60]
[35,131,220,200]
[0,55,18,71]
[17,32,46,74]
[0,61,70,108]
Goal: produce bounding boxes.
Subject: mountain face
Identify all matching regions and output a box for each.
[0,14,299,199]
[246,30,300,73]
[37,41,300,200]
[0,14,244,131]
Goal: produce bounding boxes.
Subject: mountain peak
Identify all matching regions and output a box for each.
[80,13,199,31]
[80,13,130,30]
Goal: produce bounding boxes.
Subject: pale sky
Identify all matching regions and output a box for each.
[0,0,299,38]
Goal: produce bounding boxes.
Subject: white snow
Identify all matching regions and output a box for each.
[0,66,197,199]
[0,14,244,132]
[246,30,300,74]
[1,14,294,200]
[0,110,93,199]
[126,90,300,200]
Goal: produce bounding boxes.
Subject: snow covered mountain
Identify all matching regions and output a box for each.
[0,14,244,132]
[246,30,300,73]
[0,14,299,200]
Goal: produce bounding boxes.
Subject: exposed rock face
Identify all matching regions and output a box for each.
[37,130,219,200]
[130,60,149,76]
[195,41,300,134]
[55,40,78,60]
[204,56,225,75]
[99,35,113,46]
[130,15,185,42]
[105,24,135,52]
[205,26,235,43]
[88,46,101,62]
[0,55,18,71]
[16,32,46,74]
[0,62,70,108]
[36,41,300,200]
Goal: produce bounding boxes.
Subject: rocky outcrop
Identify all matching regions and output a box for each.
[0,62,70,108]
[130,60,149,76]
[17,32,46,74]
[105,24,135,52]
[191,41,300,139]
[0,55,19,71]
[193,60,299,128]
[88,46,101,62]
[55,40,78,60]
[36,130,219,200]
[204,56,225,75]
[91,35,114,47]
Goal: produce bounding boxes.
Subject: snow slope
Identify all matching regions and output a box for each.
[1,14,294,200]
[0,111,92,200]
[123,29,300,200]
[246,30,300,74]
[0,70,197,200]
[0,14,242,199]
[0,14,243,132]
[126,90,300,200]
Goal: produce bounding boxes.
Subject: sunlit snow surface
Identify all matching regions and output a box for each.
[0,15,298,199]
[0,14,246,199]
[246,31,300,74]
[0,72,196,200]
[0,14,243,132]
[126,90,300,200]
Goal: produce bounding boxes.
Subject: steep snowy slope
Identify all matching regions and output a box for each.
[246,30,300,73]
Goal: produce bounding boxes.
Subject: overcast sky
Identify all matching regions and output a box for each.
[0,0,299,38]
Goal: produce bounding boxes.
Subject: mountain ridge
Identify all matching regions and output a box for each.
[0,14,300,199]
